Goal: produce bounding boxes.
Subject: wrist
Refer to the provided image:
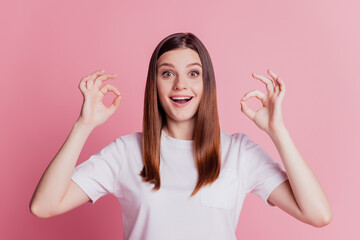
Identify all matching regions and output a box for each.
[74,120,96,133]
[268,125,288,138]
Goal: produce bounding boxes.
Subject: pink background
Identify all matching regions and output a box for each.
[1,0,358,239]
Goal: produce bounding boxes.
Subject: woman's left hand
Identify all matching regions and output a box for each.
[240,69,286,136]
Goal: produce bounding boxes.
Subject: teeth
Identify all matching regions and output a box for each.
[171,97,192,100]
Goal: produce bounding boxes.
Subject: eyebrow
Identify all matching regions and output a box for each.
[157,62,202,68]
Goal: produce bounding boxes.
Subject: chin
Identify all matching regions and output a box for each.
[168,113,197,122]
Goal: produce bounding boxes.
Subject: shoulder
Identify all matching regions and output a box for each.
[220,129,259,155]
[220,129,249,145]
[114,131,142,150]
[117,131,142,142]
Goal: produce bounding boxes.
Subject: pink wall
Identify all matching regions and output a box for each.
[1,0,358,239]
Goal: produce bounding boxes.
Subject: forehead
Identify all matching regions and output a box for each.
[157,48,201,68]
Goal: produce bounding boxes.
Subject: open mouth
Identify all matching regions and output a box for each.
[170,96,193,104]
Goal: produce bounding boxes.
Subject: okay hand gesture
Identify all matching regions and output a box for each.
[240,69,286,136]
[77,69,122,128]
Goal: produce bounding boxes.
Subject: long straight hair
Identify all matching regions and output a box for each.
[140,32,221,197]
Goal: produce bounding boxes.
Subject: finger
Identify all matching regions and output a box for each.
[94,74,118,89]
[82,69,105,82]
[267,69,278,83]
[90,69,105,77]
[108,95,123,114]
[241,90,266,105]
[100,84,121,96]
[267,69,280,94]
[277,76,286,99]
[274,84,280,95]
[87,77,94,89]
[252,73,275,95]
[79,78,87,93]
[83,69,105,89]
[80,69,104,90]
[240,100,255,120]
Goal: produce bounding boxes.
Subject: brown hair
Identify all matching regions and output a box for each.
[140,32,221,196]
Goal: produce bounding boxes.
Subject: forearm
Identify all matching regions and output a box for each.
[269,127,332,223]
[30,121,94,213]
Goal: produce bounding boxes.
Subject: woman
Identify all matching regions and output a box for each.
[30,32,332,239]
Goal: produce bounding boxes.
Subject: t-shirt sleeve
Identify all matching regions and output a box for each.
[241,134,288,207]
[71,136,126,204]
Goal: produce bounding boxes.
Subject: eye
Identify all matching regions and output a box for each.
[189,71,200,77]
[162,71,174,77]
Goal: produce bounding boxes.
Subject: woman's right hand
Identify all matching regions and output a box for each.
[76,69,122,128]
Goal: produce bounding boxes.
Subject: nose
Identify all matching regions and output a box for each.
[173,74,188,90]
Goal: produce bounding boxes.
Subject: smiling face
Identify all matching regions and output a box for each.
[156,47,204,125]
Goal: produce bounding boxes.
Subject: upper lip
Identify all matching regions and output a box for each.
[169,95,194,98]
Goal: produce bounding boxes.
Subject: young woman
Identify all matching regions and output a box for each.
[30,32,332,239]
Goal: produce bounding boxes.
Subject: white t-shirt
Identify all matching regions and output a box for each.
[71,129,288,240]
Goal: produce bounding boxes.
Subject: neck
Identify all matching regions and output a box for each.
[163,118,196,140]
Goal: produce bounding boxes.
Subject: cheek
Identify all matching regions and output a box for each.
[156,83,169,105]
[194,82,204,98]
[156,84,165,98]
